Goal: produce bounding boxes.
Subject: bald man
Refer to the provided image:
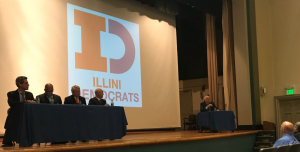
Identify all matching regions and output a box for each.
[273,121,299,147]
[88,89,109,106]
[36,83,62,104]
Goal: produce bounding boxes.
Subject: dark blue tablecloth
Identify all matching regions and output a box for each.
[3,103,127,147]
[197,111,236,131]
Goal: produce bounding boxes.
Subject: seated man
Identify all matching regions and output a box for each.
[200,96,219,112]
[64,85,87,143]
[7,76,36,107]
[273,121,299,147]
[88,88,109,106]
[64,85,86,105]
[294,122,300,142]
[2,76,36,147]
[36,84,66,145]
[36,83,62,104]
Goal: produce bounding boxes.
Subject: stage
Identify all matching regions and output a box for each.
[0,130,258,152]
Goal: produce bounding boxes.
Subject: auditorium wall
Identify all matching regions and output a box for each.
[255,0,274,124]
[0,0,180,134]
[255,0,300,124]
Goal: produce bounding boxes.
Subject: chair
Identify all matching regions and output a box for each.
[289,143,300,152]
[183,114,196,130]
[259,147,277,152]
[277,145,290,152]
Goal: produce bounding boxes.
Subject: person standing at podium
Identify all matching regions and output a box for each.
[36,83,62,104]
[200,95,219,112]
[64,85,86,105]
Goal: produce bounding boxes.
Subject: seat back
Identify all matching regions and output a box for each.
[277,145,290,152]
[289,143,300,152]
[259,147,277,152]
[257,131,276,137]
[189,114,196,123]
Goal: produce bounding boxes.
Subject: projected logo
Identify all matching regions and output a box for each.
[67,4,142,107]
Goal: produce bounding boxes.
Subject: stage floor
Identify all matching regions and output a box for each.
[0,130,258,152]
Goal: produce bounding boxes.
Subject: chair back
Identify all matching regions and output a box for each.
[188,114,196,123]
[259,147,277,152]
[289,143,300,152]
[277,145,290,152]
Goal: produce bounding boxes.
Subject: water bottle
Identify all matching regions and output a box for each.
[111,100,114,106]
[36,96,40,104]
[214,107,216,111]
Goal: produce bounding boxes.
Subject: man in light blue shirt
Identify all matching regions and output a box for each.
[273,121,299,147]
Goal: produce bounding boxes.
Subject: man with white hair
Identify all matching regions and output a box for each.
[88,88,109,106]
[200,95,219,112]
[64,85,86,105]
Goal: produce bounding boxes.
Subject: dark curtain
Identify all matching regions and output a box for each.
[135,0,178,15]
[136,0,223,80]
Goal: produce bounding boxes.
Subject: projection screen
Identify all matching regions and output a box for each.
[0,0,180,133]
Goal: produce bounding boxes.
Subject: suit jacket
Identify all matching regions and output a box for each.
[88,97,107,105]
[7,89,34,107]
[64,95,86,105]
[36,93,62,104]
[200,101,218,112]
[294,132,300,142]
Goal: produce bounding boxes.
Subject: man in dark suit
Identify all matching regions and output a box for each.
[2,76,36,147]
[36,84,66,145]
[7,76,36,107]
[64,85,86,105]
[200,95,219,112]
[294,122,300,142]
[88,88,109,106]
[64,85,87,143]
[36,83,62,104]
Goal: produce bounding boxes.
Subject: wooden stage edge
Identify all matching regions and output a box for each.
[0,130,259,152]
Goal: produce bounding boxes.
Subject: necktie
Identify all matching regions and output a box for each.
[21,93,25,102]
[76,97,79,104]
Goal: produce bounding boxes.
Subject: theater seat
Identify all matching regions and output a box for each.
[289,143,300,152]
[259,147,277,152]
[277,145,290,152]
[183,114,196,130]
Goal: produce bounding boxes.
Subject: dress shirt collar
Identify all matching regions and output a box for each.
[18,89,25,94]
[283,133,294,137]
